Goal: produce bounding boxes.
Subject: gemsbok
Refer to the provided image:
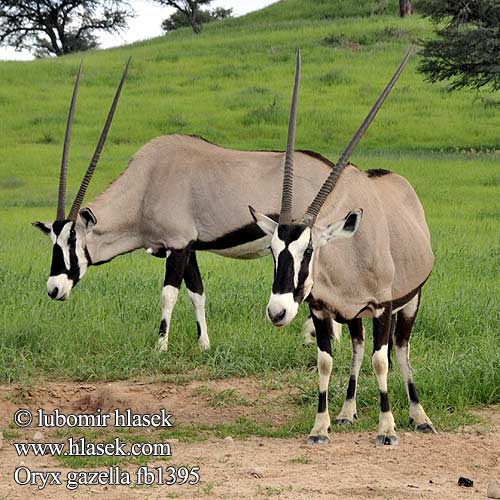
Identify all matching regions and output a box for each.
[32,58,341,352]
[251,48,437,445]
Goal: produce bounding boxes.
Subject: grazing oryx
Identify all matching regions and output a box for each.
[32,58,341,352]
[251,48,436,446]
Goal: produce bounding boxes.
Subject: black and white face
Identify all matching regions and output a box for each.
[267,223,314,326]
[32,210,96,301]
[250,207,363,327]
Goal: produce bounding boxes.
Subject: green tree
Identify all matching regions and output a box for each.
[0,0,133,58]
[161,5,232,33]
[154,0,229,34]
[417,0,500,91]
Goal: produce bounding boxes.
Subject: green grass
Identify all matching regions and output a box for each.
[0,0,499,437]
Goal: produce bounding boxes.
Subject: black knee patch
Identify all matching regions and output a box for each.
[318,391,327,413]
[380,391,390,413]
[408,382,420,404]
[159,319,167,336]
[196,321,201,338]
[346,375,356,400]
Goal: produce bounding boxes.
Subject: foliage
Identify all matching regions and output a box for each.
[0,0,133,57]
[417,0,500,91]
[161,5,232,33]
[154,0,214,34]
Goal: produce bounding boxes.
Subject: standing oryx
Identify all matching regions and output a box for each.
[251,48,436,446]
[32,58,341,352]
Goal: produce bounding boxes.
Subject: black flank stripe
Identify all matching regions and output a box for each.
[193,215,279,251]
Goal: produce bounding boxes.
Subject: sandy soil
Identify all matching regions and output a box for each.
[0,379,498,499]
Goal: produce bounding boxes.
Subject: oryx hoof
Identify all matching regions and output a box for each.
[416,423,437,434]
[306,435,330,445]
[157,339,168,353]
[335,418,354,426]
[198,340,210,352]
[376,434,399,446]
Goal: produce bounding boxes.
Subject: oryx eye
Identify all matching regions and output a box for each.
[304,246,313,257]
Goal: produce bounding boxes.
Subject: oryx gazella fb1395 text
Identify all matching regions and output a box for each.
[251,47,436,446]
[33,58,342,352]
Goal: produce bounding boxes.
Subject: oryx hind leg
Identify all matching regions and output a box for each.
[301,316,342,346]
[393,291,436,434]
[306,309,333,445]
[158,247,189,352]
[336,319,364,426]
[372,305,399,446]
[183,250,210,351]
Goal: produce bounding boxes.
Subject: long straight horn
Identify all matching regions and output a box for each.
[57,61,83,220]
[302,46,414,227]
[68,57,131,221]
[279,48,301,224]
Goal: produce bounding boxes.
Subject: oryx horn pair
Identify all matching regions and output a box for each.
[56,57,131,222]
[279,47,414,227]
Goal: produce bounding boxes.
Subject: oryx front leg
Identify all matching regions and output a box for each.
[394,293,436,434]
[301,316,315,346]
[158,248,188,352]
[336,319,364,426]
[372,307,398,446]
[184,251,210,351]
[306,310,333,445]
[301,316,341,346]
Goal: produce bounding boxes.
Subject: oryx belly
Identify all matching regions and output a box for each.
[209,235,271,259]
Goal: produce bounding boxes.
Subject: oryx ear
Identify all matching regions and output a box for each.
[249,206,278,236]
[31,221,52,235]
[79,207,97,229]
[318,209,363,248]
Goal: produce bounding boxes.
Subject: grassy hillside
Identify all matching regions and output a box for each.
[0,0,499,433]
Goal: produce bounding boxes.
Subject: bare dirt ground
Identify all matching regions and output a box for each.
[0,379,499,499]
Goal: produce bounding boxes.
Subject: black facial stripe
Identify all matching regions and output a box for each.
[272,223,312,301]
[277,223,307,242]
[272,248,295,294]
[67,229,80,284]
[49,221,82,284]
[52,220,67,236]
[50,243,68,277]
[293,242,312,302]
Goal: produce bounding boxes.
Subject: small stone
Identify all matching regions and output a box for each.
[32,431,44,441]
[0,431,3,450]
[223,436,233,443]
[487,480,500,499]
[458,476,473,488]
[248,467,264,479]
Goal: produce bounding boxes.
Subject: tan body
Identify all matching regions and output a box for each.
[85,135,332,263]
[310,165,434,321]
